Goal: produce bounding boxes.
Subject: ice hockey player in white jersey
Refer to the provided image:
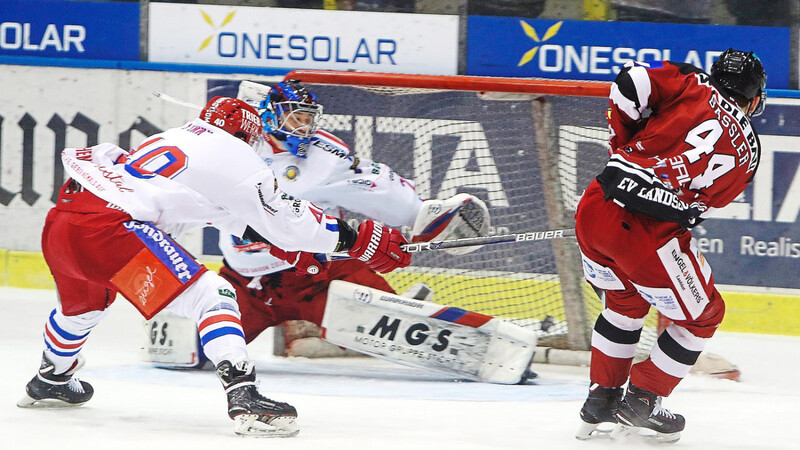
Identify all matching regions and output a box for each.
[144,80,494,371]
[18,96,411,437]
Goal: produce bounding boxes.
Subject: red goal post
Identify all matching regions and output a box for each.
[272,70,736,378]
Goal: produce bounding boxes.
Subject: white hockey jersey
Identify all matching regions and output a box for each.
[221,129,423,276]
[61,119,342,254]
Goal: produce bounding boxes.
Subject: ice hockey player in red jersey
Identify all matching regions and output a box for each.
[17,96,411,437]
[574,49,766,443]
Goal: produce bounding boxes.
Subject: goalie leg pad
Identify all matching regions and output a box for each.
[321,280,537,384]
[141,310,206,369]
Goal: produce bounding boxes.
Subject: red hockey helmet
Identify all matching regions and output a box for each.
[199,96,263,147]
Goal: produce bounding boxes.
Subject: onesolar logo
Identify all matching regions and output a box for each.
[518,20,563,67]
[198,9,236,51]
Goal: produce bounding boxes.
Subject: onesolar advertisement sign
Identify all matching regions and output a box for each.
[148,3,458,75]
[0,0,139,60]
[466,17,789,89]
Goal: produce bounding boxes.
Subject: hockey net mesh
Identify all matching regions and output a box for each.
[280,71,663,356]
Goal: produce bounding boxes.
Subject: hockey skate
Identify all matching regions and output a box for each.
[612,383,685,444]
[411,193,490,255]
[17,352,93,408]
[216,360,299,437]
[575,383,623,440]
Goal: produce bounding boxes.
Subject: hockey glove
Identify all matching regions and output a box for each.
[268,245,327,276]
[348,220,412,274]
[681,201,707,229]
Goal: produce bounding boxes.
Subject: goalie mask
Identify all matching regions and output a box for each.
[259,80,323,158]
[711,48,767,117]
[200,96,263,147]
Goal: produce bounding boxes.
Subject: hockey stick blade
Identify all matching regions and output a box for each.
[328,228,575,259]
[153,92,202,110]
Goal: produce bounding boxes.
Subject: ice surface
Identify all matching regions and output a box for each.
[1,287,796,449]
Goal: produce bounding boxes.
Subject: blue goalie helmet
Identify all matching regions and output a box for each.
[260,80,323,158]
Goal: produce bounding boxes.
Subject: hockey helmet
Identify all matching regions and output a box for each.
[259,80,323,158]
[200,96,263,147]
[711,48,767,117]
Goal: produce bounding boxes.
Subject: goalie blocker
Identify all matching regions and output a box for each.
[142,281,537,384]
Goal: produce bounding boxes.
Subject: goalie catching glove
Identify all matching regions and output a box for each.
[347,220,411,273]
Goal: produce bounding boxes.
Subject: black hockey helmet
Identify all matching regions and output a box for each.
[710,48,767,116]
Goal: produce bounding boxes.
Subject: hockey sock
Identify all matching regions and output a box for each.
[589,309,645,388]
[42,307,106,375]
[198,306,248,366]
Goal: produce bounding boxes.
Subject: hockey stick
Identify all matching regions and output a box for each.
[328,228,575,258]
[153,92,202,110]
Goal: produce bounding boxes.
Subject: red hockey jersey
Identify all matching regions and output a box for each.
[599,60,761,225]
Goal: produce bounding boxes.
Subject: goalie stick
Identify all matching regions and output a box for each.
[329,228,575,258]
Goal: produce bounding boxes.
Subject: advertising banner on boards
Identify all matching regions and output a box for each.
[466,17,790,89]
[0,0,139,60]
[148,3,458,75]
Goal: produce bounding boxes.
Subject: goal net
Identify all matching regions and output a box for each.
[271,70,718,372]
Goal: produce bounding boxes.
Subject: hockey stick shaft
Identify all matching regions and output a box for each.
[403,227,575,253]
[153,92,202,110]
[328,228,575,258]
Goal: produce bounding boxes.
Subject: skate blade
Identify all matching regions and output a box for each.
[17,393,88,409]
[233,414,299,438]
[575,421,615,440]
[611,424,681,444]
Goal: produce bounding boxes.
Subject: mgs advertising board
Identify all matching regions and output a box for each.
[0,0,139,60]
[148,3,458,75]
[466,17,790,89]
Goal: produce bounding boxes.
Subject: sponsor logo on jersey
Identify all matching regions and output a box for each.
[123,221,202,282]
[656,238,710,319]
[313,138,350,159]
[671,249,705,304]
[255,182,278,215]
[348,178,377,190]
[283,165,299,181]
[134,266,158,306]
[289,198,304,216]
